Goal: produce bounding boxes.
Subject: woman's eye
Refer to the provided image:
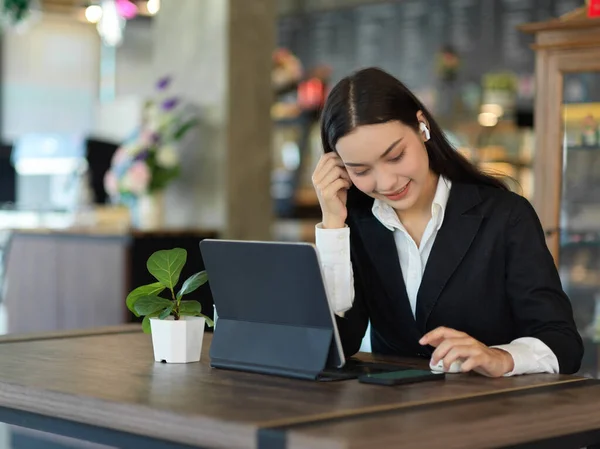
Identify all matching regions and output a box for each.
[389,151,405,162]
[354,169,370,177]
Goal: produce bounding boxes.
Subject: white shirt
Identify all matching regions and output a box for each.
[315,176,559,376]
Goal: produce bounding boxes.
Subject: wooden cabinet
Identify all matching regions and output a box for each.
[521,7,600,377]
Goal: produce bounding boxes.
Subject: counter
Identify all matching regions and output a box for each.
[2,225,218,335]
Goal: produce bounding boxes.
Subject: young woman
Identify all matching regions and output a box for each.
[312,67,583,377]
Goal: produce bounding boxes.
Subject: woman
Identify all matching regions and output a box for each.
[312,67,583,377]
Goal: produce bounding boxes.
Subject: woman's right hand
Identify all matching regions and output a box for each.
[312,152,352,229]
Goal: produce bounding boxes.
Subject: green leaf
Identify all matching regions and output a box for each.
[179,311,214,328]
[202,315,215,328]
[147,248,187,289]
[126,282,165,317]
[179,301,214,328]
[134,295,173,316]
[179,300,202,315]
[159,303,175,319]
[173,118,199,140]
[177,271,208,299]
[142,311,161,334]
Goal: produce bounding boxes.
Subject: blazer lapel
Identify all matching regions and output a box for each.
[356,216,419,333]
[415,183,484,332]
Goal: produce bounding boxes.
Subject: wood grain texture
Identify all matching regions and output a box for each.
[286,381,600,449]
[0,331,586,449]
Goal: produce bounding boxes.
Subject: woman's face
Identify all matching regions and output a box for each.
[335,114,432,211]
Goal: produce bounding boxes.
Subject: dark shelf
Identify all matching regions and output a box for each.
[566,145,600,151]
[561,239,600,248]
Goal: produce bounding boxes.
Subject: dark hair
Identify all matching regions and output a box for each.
[320,67,508,208]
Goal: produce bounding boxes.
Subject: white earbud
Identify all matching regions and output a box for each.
[419,122,431,141]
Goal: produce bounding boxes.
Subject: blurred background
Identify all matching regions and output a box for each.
[0,0,600,377]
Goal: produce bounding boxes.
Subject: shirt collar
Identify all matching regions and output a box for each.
[372,176,452,232]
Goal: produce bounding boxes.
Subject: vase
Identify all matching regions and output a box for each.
[150,316,205,363]
[136,191,164,230]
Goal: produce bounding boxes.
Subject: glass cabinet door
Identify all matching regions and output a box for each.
[560,72,600,378]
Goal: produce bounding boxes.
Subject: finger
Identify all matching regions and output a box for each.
[313,157,344,185]
[317,152,344,170]
[459,356,480,373]
[312,154,335,181]
[430,338,473,365]
[325,153,347,170]
[317,167,351,191]
[420,327,467,347]
[443,346,479,371]
[321,178,351,200]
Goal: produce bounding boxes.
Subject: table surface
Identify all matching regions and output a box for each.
[283,378,600,449]
[0,326,594,449]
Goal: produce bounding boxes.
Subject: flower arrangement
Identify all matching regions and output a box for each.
[103,76,198,203]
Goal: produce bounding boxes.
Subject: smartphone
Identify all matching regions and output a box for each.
[358,369,445,386]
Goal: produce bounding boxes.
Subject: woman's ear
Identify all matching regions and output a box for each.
[416,111,430,142]
[416,110,429,129]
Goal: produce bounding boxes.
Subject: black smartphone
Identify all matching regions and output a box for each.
[358,369,445,386]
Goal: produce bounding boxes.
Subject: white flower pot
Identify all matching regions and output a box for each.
[149,316,205,363]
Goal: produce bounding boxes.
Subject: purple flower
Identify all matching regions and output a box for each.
[151,132,160,144]
[134,149,150,161]
[161,97,179,111]
[156,76,171,91]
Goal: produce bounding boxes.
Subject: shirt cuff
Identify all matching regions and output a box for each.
[315,223,353,314]
[491,337,560,376]
[315,223,350,261]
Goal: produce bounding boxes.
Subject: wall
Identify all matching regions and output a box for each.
[115,18,154,100]
[2,14,100,142]
[92,18,154,143]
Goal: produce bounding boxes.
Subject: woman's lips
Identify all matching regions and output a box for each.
[382,180,411,201]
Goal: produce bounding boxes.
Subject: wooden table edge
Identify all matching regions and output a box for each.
[0,381,257,449]
[279,378,600,449]
[0,325,142,344]
[258,377,592,429]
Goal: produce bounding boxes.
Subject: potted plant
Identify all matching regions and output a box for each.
[126,247,214,363]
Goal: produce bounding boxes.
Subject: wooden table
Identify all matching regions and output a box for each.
[0,326,597,449]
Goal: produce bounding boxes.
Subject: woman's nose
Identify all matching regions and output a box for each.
[376,173,398,193]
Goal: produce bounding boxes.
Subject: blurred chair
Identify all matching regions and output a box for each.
[85,138,119,204]
[0,143,16,204]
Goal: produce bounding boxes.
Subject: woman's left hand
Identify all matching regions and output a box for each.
[419,327,514,377]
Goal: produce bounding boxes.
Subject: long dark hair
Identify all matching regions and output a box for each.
[320,67,508,209]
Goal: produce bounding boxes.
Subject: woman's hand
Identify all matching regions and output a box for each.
[419,327,514,377]
[312,152,352,229]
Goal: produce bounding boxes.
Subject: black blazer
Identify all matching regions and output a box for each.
[336,182,583,374]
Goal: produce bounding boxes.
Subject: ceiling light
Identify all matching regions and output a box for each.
[147,0,160,15]
[97,0,125,46]
[85,5,103,23]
